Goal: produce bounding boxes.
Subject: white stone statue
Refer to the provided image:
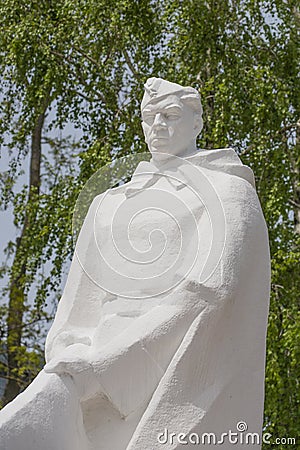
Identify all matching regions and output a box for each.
[0,78,270,450]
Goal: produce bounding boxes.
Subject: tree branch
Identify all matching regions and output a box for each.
[123,49,141,81]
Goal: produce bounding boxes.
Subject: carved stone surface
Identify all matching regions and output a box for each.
[0,78,270,449]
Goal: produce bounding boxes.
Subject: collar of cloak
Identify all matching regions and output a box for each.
[115,148,255,199]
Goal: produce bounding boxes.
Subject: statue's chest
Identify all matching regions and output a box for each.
[97,176,204,233]
[92,177,206,296]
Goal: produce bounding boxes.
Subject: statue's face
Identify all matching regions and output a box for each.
[141,95,200,160]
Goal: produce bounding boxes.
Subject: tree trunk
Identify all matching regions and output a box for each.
[293,166,300,236]
[3,108,46,404]
[293,126,300,236]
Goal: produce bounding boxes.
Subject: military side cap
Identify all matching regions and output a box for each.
[141,77,200,111]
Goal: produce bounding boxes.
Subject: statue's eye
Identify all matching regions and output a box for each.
[165,113,180,120]
[144,115,155,124]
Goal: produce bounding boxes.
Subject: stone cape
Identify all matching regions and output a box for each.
[0,148,270,450]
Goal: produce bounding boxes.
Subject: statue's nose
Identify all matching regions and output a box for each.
[153,112,166,128]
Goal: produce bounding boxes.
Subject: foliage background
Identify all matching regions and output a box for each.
[0,0,299,446]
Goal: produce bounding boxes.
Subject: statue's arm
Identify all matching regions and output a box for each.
[89,284,207,417]
[45,281,208,418]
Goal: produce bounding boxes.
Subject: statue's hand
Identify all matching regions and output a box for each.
[44,343,92,377]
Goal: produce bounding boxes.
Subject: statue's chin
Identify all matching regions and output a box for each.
[149,140,198,162]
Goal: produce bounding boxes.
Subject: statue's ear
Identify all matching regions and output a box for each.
[180,92,203,137]
[141,121,149,143]
[193,112,203,137]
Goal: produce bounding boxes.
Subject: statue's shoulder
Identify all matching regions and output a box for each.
[192,147,241,165]
[190,148,256,189]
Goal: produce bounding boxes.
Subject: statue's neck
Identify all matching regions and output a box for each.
[179,140,198,158]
